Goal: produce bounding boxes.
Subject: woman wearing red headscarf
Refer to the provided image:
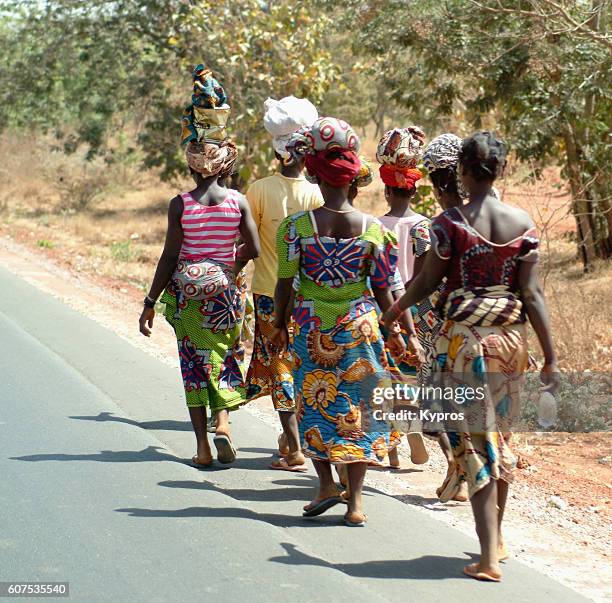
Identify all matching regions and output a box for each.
[270,117,424,527]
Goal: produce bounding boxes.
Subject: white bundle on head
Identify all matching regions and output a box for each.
[263,96,318,158]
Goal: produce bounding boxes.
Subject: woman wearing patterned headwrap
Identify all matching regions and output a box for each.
[383,132,558,582]
[375,126,435,470]
[139,66,260,467]
[271,117,423,527]
[421,133,469,502]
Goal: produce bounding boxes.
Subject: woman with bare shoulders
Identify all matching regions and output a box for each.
[383,132,558,581]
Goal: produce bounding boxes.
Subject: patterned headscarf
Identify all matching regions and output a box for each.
[376,126,425,189]
[352,156,373,188]
[422,133,468,198]
[185,140,238,178]
[286,117,361,186]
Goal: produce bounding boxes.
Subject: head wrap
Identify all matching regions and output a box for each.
[263,96,318,159]
[422,133,468,198]
[376,126,425,190]
[185,140,238,178]
[286,117,361,186]
[352,156,373,188]
[180,64,237,177]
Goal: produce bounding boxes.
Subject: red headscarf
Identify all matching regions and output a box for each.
[379,164,423,190]
[305,149,361,187]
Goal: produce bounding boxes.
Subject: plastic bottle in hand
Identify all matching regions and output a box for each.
[537,390,557,428]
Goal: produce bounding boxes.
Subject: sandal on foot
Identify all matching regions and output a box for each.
[191,454,213,468]
[270,457,307,472]
[213,434,236,464]
[463,563,502,582]
[343,511,367,527]
[302,496,343,518]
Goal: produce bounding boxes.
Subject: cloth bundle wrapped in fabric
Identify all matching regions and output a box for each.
[181,64,238,178]
[263,96,318,159]
[352,155,374,188]
[181,64,231,146]
[376,126,426,189]
[286,116,361,186]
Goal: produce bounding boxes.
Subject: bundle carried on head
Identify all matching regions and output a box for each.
[286,116,361,186]
[423,133,468,198]
[263,96,318,161]
[181,64,237,178]
[376,126,426,190]
[459,131,507,181]
[352,156,373,189]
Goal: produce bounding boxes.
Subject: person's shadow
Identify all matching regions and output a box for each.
[69,411,192,432]
[10,445,184,464]
[269,542,477,581]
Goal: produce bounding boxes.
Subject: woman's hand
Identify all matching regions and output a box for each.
[139,307,155,337]
[540,361,560,394]
[406,334,426,367]
[269,323,288,352]
[382,309,399,331]
[386,332,406,363]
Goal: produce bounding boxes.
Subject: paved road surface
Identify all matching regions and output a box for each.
[0,266,586,602]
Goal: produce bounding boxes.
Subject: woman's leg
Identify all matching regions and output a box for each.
[469,479,501,575]
[278,411,305,465]
[437,433,468,501]
[303,459,341,510]
[497,479,509,559]
[214,408,230,437]
[346,462,368,521]
[188,406,212,464]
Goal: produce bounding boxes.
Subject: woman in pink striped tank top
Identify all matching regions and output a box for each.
[139,139,260,467]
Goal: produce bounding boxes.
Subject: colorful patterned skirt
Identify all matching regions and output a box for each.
[434,319,529,500]
[245,294,295,411]
[293,305,400,464]
[161,272,247,411]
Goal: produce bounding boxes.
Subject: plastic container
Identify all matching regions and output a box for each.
[537,390,558,428]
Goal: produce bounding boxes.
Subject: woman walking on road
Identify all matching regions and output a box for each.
[139,66,259,467]
[271,117,423,527]
[383,132,557,581]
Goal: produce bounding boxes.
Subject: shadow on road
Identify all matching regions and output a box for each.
[115,505,342,528]
[269,542,477,581]
[69,411,193,432]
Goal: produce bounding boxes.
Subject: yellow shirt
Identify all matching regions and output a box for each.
[246,172,322,297]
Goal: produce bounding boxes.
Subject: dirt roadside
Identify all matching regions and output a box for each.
[0,233,610,601]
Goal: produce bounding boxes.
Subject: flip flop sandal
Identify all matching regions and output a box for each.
[191,455,213,468]
[407,432,429,464]
[463,563,502,582]
[213,434,236,464]
[269,458,307,472]
[302,496,343,518]
[343,512,368,527]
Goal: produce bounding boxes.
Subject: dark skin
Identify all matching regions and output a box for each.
[383,160,558,579]
[138,169,259,465]
[270,178,424,524]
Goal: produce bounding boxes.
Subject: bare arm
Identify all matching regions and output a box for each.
[383,250,447,327]
[518,259,556,364]
[270,277,294,349]
[234,195,260,274]
[139,196,183,336]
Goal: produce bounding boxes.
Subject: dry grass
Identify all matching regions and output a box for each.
[0,133,610,372]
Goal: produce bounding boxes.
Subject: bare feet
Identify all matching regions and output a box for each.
[388,446,401,469]
[278,433,290,457]
[463,562,502,582]
[453,481,469,502]
[498,536,509,561]
[344,510,368,527]
[192,443,213,466]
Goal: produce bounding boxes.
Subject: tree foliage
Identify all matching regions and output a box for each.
[343,0,611,267]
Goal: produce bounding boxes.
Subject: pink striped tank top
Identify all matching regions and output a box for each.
[179,191,241,263]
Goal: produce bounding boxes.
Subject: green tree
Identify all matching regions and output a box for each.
[0,1,337,185]
[344,0,611,269]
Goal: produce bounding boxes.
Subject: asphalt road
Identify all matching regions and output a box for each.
[0,265,586,602]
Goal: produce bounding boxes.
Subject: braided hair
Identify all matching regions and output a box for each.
[458,132,507,182]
